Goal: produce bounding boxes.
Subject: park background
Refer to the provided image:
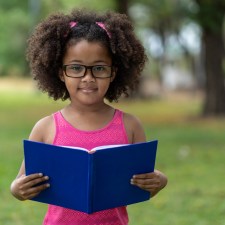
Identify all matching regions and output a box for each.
[0,0,225,224]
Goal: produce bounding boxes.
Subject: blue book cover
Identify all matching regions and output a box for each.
[23,140,158,214]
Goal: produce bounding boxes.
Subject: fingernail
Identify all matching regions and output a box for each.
[46,183,50,187]
[39,173,43,177]
[44,176,49,180]
[130,179,134,184]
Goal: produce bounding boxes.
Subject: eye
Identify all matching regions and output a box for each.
[70,65,84,72]
[93,66,106,72]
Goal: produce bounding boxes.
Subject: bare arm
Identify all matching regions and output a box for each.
[123,113,146,144]
[10,116,54,200]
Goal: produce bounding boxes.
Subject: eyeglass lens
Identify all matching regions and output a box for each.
[65,64,112,78]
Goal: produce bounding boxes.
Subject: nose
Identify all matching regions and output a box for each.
[81,68,95,82]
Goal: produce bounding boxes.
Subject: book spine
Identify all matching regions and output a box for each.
[87,153,94,214]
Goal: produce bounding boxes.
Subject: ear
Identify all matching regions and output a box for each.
[110,67,117,82]
[59,68,65,82]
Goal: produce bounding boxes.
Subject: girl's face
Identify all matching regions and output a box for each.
[60,40,115,106]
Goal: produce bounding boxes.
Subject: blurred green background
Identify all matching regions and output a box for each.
[0,0,225,224]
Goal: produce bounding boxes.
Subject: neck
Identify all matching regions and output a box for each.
[68,100,110,114]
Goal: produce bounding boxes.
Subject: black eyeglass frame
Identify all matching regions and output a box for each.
[62,64,113,78]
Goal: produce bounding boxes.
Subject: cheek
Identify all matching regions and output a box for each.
[64,79,78,93]
[99,80,111,92]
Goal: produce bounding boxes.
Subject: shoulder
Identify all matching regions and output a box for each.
[122,112,142,129]
[29,114,55,144]
[122,111,146,144]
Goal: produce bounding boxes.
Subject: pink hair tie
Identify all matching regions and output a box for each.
[96,22,111,38]
[63,22,77,37]
[70,21,77,28]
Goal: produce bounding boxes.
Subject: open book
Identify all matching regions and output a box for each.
[24,139,158,214]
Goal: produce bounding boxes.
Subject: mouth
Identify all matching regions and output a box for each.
[78,87,98,93]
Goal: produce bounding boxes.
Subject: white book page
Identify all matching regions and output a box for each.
[62,144,130,152]
[93,144,129,151]
[62,146,88,151]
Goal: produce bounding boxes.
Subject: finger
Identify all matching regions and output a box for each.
[132,172,155,179]
[131,182,158,192]
[21,183,50,200]
[133,182,158,189]
[26,192,41,200]
[29,183,50,194]
[22,173,44,183]
[131,177,159,186]
[22,176,49,189]
[131,176,160,190]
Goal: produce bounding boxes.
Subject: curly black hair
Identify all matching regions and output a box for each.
[27,9,147,102]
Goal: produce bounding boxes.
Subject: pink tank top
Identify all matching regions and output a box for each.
[43,109,129,225]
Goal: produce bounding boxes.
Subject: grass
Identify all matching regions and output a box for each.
[1,83,225,225]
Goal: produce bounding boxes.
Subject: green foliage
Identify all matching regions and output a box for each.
[189,0,225,33]
[61,0,116,12]
[1,86,225,224]
[0,0,116,77]
[0,0,28,11]
[0,8,29,76]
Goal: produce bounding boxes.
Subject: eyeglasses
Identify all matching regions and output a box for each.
[62,64,113,78]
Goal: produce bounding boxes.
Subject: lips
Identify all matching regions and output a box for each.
[78,86,98,93]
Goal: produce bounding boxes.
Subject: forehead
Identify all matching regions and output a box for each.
[63,39,112,64]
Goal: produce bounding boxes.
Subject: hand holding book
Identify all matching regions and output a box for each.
[131,170,168,197]
[10,173,50,201]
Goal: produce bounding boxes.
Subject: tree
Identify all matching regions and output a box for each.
[129,0,194,81]
[191,0,225,115]
[130,0,225,116]
[0,1,30,76]
[115,0,129,15]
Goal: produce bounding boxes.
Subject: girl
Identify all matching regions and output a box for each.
[10,9,167,225]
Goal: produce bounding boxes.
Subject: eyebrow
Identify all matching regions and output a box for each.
[66,60,109,65]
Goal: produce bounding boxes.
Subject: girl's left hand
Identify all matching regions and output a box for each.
[130,170,167,197]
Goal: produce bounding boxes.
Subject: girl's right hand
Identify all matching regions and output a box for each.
[10,173,50,201]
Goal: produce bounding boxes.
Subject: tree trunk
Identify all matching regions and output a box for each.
[115,0,129,16]
[202,30,225,116]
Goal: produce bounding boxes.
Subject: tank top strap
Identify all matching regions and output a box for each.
[52,111,73,145]
[111,109,129,144]
[53,111,67,130]
[113,109,123,123]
